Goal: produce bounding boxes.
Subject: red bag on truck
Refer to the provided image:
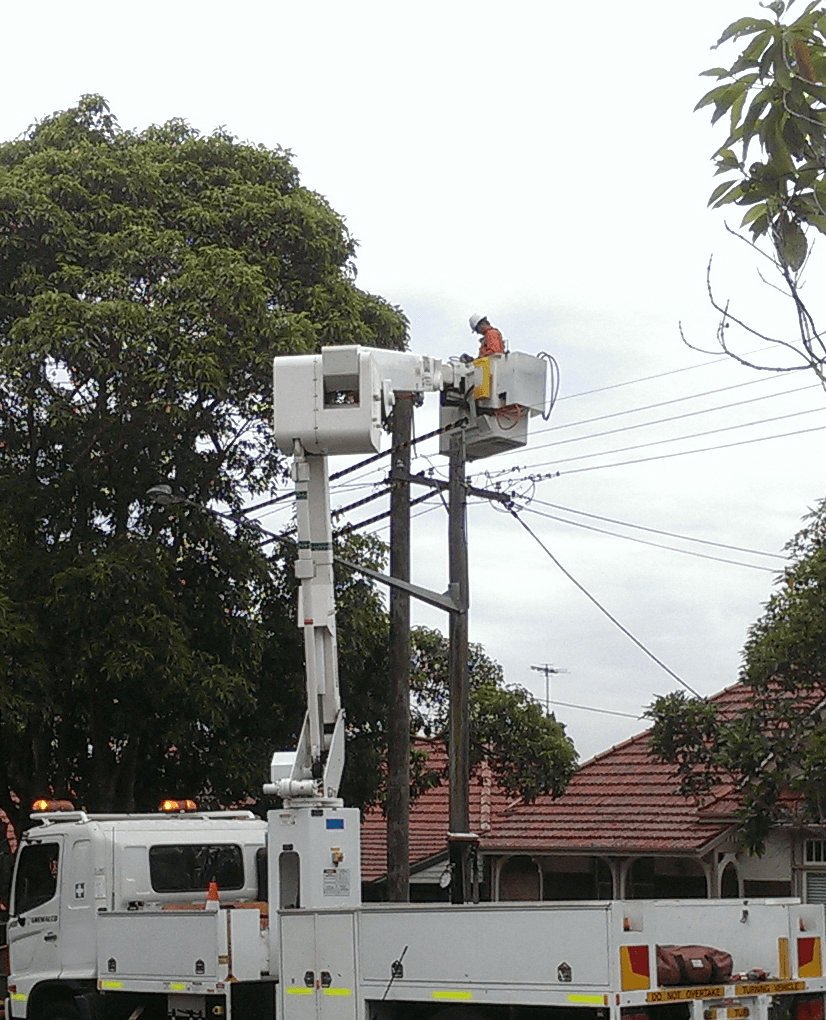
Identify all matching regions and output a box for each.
[657,945,733,986]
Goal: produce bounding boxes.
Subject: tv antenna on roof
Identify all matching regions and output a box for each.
[530,663,570,715]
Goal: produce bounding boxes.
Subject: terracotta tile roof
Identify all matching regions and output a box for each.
[480,682,826,855]
[360,682,825,874]
[479,728,730,855]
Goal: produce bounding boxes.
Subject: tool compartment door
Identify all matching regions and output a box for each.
[279,910,358,1020]
[97,911,224,980]
[359,902,612,997]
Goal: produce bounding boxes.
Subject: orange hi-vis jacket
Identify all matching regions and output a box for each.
[478,326,504,357]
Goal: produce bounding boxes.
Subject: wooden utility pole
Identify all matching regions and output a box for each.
[447,426,471,904]
[386,396,413,901]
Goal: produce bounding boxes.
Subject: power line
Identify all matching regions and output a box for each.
[312,352,799,490]
[328,377,818,495]
[508,508,702,698]
[529,499,787,560]
[527,405,826,472]
[531,374,789,436]
[520,504,778,572]
[549,699,643,720]
[555,422,826,477]
[250,348,797,512]
[527,383,821,453]
[556,346,787,402]
[317,364,762,490]
[470,419,826,493]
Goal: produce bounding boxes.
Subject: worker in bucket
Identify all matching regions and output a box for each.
[469,313,505,357]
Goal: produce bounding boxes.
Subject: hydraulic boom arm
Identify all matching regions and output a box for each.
[265,344,546,807]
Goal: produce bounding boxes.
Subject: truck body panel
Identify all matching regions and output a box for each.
[12,811,826,1020]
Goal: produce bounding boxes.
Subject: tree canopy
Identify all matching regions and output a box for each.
[692,0,826,384]
[647,497,826,851]
[0,96,577,842]
[0,95,406,835]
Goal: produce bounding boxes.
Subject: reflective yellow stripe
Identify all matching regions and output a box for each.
[10,992,28,1002]
[167,983,189,991]
[647,986,726,1003]
[779,938,790,980]
[432,990,473,1001]
[322,988,352,996]
[99,980,124,990]
[568,995,607,1005]
[474,358,493,400]
[286,987,314,996]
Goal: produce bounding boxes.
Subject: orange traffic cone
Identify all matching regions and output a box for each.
[206,881,219,911]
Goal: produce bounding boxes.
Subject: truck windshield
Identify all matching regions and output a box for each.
[149,844,244,892]
[13,842,59,915]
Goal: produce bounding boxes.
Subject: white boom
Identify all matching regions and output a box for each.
[265,344,546,806]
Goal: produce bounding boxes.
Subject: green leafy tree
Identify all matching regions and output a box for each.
[0,95,577,842]
[409,626,578,802]
[335,615,578,810]
[647,497,826,852]
[691,1,826,384]
[0,95,406,836]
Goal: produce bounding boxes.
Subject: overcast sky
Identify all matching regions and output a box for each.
[4,0,826,763]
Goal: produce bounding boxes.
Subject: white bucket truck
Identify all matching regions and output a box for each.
[4,347,825,1020]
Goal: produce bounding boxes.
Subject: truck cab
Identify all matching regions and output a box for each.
[5,804,266,1020]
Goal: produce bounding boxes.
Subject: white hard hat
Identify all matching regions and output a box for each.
[469,313,487,331]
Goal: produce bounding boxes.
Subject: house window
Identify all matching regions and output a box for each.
[801,839,826,903]
[806,872,826,904]
[498,856,541,901]
[805,840,826,864]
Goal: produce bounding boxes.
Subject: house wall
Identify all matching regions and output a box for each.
[737,830,793,897]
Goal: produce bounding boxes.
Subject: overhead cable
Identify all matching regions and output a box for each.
[543,422,826,478]
[527,405,826,472]
[508,508,702,698]
[556,345,784,401]
[548,699,643,720]
[520,505,778,572]
[530,499,787,560]
[531,374,790,437]
[527,384,821,453]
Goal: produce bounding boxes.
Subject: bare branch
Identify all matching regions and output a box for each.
[683,239,826,392]
[706,261,810,365]
[678,320,726,357]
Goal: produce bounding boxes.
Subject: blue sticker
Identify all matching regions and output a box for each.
[326,818,344,829]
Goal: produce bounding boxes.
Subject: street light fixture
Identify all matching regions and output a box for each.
[144,485,291,551]
[145,484,190,508]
